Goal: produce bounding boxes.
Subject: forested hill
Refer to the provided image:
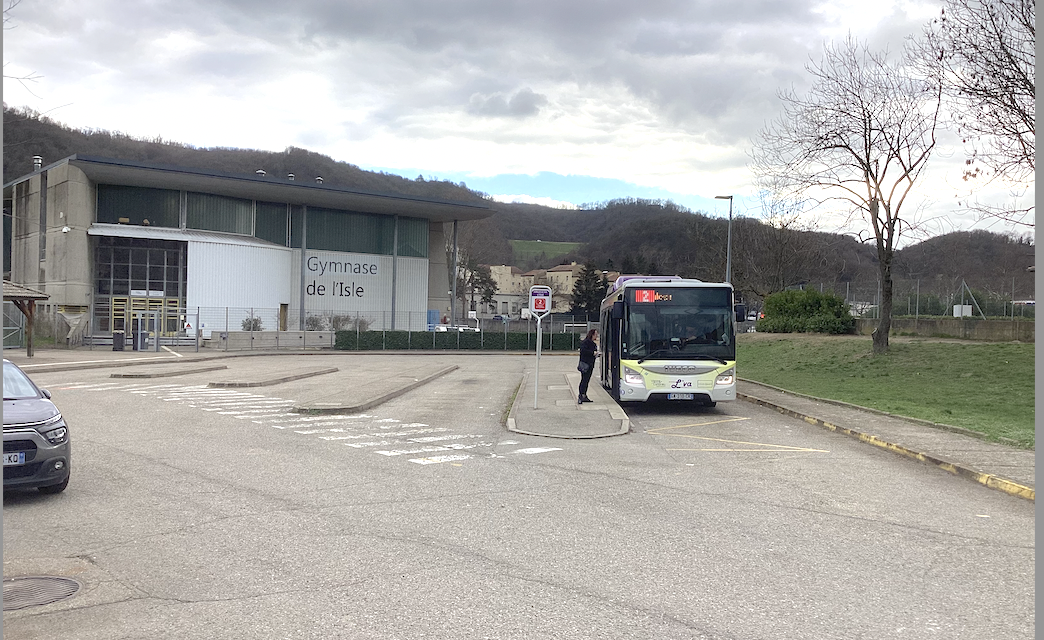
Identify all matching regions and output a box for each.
[4,105,1033,301]
[2,106,484,203]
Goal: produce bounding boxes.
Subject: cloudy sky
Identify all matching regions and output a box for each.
[2,0,1032,241]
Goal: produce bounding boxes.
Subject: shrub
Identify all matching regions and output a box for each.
[760,289,854,335]
[330,314,369,331]
[304,315,327,331]
[241,316,264,331]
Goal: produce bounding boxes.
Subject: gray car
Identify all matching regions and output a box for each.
[3,359,71,494]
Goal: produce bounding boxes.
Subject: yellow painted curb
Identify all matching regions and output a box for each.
[740,393,1035,502]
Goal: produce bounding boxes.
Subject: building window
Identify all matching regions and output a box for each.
[95,237,185,299]
[396,217,429,258]
[187,192,252,235]
[97,185,180,227]
[307,207,394,255]
[255,201,288,246]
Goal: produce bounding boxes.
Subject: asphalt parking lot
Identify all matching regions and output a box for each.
[2,352,1035,639]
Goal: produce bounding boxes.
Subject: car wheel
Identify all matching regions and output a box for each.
[38,476,69,494]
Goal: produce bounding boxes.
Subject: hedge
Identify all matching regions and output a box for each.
[334,330,584,351]
[758,289,855,335]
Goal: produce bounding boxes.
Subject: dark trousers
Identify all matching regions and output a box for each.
[578,364,594,397]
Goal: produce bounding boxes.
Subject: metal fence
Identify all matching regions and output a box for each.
[3,302,25,349]
[83,306,598,352]
[775,278,1035,320]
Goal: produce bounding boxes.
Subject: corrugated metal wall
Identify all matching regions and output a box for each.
[187,241,293,309]
[289,250,428,330]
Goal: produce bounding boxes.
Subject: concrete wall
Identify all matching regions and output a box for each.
[10,165,94,309]
[203,330,337,351]
[427,222,450,319]
[854,317,1034,342]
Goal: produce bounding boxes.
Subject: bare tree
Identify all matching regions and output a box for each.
[911,0,1035,226]
[3,0,43,94]
[739,188,822,298]
[750,36,942,353]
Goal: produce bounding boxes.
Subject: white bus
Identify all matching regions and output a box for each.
[599,276,736,406]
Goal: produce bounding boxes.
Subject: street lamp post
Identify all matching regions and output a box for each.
[715,195,733,283]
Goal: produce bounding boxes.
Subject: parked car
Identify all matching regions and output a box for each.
[3,359,70,494]
[434,325,480,333]
[492,315,509,323]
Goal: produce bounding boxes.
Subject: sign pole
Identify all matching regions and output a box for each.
[534,315,542,409]
[529,285,552,410]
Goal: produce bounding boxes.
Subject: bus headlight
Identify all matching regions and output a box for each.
[715,368,735,386]
[623,367,645,386]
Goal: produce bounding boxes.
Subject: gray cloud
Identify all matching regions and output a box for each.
[3,0,941,190]
[468,88,548,118]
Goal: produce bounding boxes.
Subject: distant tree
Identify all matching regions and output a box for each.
[751,36,942,354]
[570,264,604,318]
[738,189,824,297]
[454,255,497,317]
[910,0,1035,226]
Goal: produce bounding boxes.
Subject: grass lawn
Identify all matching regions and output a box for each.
[509,240,582,264]
[736,333,1035,448]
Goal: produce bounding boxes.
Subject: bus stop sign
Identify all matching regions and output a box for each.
[529,286,552,319]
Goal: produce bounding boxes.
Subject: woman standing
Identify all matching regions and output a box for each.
[577,328,599,404]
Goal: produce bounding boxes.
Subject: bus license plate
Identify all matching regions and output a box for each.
[667,393,694,400]
[3,452,26,466]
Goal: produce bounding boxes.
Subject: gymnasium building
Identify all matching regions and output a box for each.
[3,154,493,343]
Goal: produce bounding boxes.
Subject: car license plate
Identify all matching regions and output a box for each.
[3,452,26,466]
[667,393,694,400]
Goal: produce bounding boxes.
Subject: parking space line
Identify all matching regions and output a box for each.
[648,418,829,453]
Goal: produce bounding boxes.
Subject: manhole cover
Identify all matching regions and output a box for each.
[3,576,81,611]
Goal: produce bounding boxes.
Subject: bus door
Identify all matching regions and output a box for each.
[601,301,624,400]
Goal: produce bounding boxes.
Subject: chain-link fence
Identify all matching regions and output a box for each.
[83,306,599,352]
[780,278,1035,321]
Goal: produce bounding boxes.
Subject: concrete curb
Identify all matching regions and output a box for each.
[110,365,229,378]
[17,355,218,374]
[738,377,1023,447]
[506,371,629,439]
[291,365,458,415]
[738,391,1035,502]
[505,372,526,433]
[208,367,339,388]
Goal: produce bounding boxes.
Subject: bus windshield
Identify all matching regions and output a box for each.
[622,288,735,361]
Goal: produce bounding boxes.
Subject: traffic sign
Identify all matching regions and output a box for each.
[529,286,552,319]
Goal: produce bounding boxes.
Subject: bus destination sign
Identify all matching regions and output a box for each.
[634,289,672,303]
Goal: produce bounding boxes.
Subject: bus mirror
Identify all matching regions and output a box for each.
[612,301,624,320]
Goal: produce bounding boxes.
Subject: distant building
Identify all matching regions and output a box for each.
[3,154,493,338]
[487,265,526,317]
[546,262,584,311]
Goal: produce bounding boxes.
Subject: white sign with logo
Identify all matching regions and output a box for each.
[529,285,552,319]
[529,285,553,408]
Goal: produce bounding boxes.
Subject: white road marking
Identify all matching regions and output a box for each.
[408,454,473,465]
[67,382,502,466]
[406,434,483,443]
[318,428,448,440]
[511,447,563,455]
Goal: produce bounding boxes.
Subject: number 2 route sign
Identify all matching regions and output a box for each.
[529,285,552,319]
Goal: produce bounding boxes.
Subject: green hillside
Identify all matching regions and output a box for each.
[509,240,582,264]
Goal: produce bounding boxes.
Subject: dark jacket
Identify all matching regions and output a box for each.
[579,338,597,366]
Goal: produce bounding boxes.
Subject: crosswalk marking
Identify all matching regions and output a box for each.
[48,381,565,465]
